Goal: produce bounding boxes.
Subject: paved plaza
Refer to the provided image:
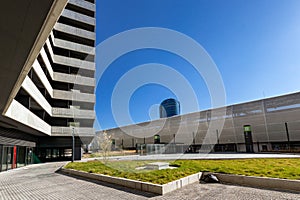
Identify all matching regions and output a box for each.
[0,159,300,200]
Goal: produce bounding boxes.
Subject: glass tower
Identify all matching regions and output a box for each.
[159,98,180,118]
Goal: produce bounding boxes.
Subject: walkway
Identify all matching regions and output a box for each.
[0,162,299,200]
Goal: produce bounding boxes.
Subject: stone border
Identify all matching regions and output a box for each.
[60,165,300,194]
[60,167,202,195]
[204,172,300,192]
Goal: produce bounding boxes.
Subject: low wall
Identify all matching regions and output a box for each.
[60,167,202,195]
[60,166,300,195]
[206,172,300,192]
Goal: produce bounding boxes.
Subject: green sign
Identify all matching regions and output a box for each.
[244,125,251,132]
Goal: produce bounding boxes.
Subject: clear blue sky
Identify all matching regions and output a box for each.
[95,0,300,130]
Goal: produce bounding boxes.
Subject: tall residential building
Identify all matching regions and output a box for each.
[0,0,95,171]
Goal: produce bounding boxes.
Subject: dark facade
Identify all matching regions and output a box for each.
[159,98,180,118]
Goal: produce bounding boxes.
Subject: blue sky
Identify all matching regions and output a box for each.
[95,0,300,130]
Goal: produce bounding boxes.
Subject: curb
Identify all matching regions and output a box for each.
[205,172,300,193]
[59,167,202,195]
[59,165,300,194]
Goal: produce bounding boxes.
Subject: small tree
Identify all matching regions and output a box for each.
[98,131,112,163]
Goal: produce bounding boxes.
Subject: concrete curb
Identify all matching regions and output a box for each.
[59,164,300,194]
[60,167,202,195]
[204,172,300,192]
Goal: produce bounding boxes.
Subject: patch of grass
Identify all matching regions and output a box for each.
[83,150,137,158]
[65,158,300,185]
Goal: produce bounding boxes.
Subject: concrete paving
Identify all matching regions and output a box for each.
[0,161,299,200]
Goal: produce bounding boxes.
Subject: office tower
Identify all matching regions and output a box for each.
[159,98,180,118]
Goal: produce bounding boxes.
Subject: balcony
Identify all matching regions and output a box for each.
[52,37,95,55]
[46,35,95,71]
[51,126,95,136]
[62,9,95,26]
[52,107,95,119]
[53,89,95,103]
[68,0,95,12]
[53,72,95,87]
[5,100,51,135]
[54,22,95,40]
[53,55,95,71]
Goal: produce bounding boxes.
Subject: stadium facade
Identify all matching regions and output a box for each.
[0,0,95,172]
[97,92,300,154]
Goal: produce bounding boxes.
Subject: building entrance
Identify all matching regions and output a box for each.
[0,145,34,172]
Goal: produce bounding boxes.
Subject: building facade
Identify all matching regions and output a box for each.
[99,92,300,154]
[0,0,95,171]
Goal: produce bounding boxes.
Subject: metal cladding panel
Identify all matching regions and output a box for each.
[268,131,289,142]
[266,110,300,123]
[286,121,300,141]
[160,135,172,144]
[100,92,300,150]
[253,131,270,142]
[218,128,237,143]
[251,124,267,133]
[233,115,266,126]
[223,119,235,129]
[289,131,300,141]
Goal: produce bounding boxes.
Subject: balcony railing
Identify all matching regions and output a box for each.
[53,89,95,103]
[51,126,95,136]
[52,107,95,119]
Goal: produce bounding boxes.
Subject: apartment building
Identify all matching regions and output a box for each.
[0,0,95,171]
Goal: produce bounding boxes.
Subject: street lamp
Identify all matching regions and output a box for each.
[72,127,75,162]
[216,129,219,145]
[285,122,290,151]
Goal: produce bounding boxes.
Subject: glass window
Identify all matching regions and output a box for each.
[17,146,26,167]
[1,146,8,171]
[45,149,51,159]
[26,147,33,165]
[5,146,13,170]
[0,145,3,171]
[52,149,59,158]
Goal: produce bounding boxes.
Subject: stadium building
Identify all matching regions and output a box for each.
[98,92,300,154]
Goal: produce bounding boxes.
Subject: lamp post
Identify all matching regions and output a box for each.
[216,129,219,145]
[285,122,290,151]
[192,132,195,145]
[72,127,75,162]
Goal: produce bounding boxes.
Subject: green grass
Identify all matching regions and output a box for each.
[65,158,300,185]
[83,150,137,158]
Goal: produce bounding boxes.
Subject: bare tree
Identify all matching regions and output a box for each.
[98,131,112,163]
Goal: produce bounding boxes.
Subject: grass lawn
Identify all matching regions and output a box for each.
[82,150,137,158]
[65,158,300,185]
